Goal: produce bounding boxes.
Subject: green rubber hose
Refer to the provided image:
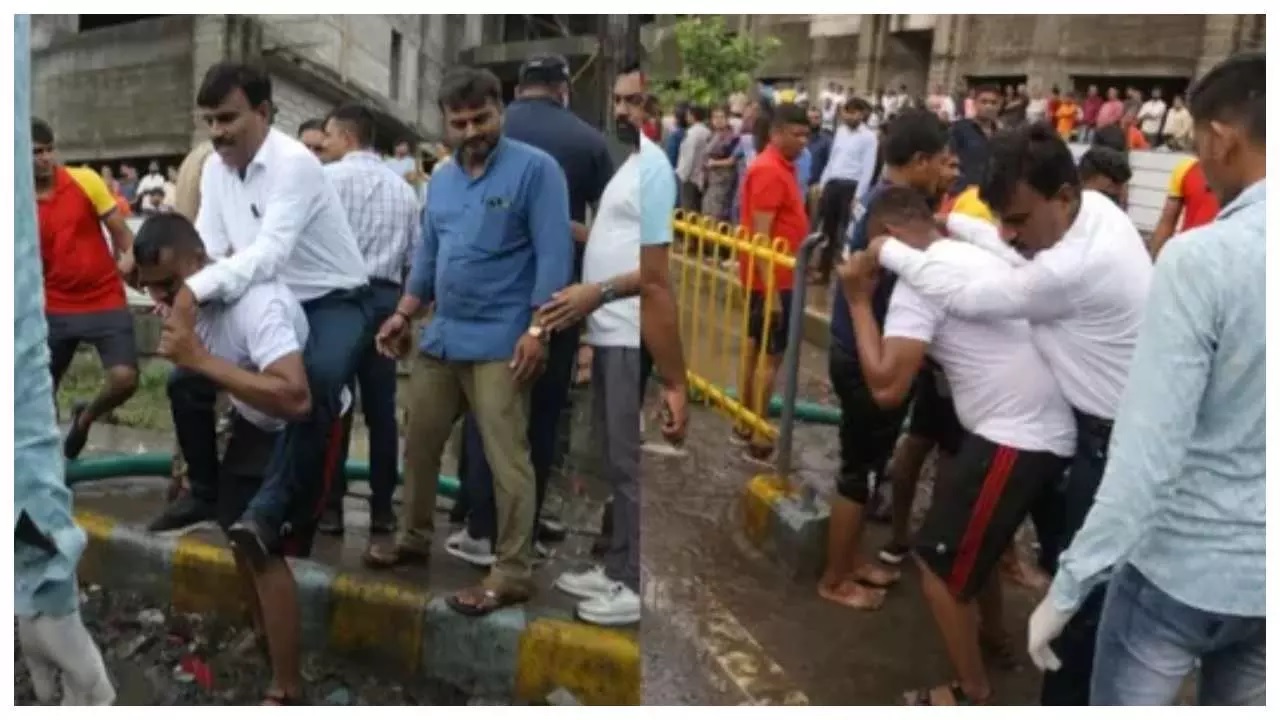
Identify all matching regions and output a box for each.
[65,453,461,498]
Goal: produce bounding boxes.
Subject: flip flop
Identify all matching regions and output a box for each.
[902,683,988,706]
[446,586,529,617]
[817,579,886,611]
[852,564,901,589]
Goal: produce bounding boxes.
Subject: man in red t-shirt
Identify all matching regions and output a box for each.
[1149,156,1221,259]
[32,118,139,459]
[734,103,810,463]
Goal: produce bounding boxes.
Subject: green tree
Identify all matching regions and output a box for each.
[658,16,778,109]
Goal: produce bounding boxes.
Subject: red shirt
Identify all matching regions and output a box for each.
[38,166,127,314]
[738,145,807,292]
[1170,158,1221,232]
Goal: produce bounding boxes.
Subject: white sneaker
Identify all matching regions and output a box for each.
[554,565,615,599]
[577,583,641,627]
[444,531,495,567]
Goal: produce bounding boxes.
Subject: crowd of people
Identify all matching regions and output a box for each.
[14,4,1264,704]
[688,53,1263,706]
[21,49,689,704]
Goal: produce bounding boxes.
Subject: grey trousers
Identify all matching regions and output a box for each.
[592,345,642,592]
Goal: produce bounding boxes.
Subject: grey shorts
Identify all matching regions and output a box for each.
[46,308,138,385]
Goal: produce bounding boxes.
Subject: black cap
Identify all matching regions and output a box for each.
[518,54,571,86]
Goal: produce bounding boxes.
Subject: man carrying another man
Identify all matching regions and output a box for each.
[873,122,1153,704]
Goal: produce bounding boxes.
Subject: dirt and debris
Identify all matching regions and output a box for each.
[14,584,474,706]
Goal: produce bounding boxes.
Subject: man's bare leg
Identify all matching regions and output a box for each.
[816,496,886,610]
[914,556,992,703]
[734,339,760,442]
[252,557,303,703]
[233,554,266,645]
[65,364,138,458]
[888,435,934,548]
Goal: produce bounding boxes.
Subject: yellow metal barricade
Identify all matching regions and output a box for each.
[670,210,797,445]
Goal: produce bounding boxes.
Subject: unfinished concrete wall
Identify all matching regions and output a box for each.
[32,15,196,161]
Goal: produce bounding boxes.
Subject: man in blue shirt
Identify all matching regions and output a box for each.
[818,110,954,613]
[366,67,572,617]
[453,54,614,567]
[1028,51,1266,707]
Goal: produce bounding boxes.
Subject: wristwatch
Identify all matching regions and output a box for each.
[598,281,618,305]
[527,324,548,342]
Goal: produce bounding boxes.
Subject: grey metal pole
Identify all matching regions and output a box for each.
[774,232,826,495]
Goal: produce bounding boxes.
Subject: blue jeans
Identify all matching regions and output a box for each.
[246,287,373,551]
[462,322,580,540]
[328,281,401,514]
[1092,563,1266,705]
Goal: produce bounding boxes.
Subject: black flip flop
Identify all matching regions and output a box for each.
[903,683,986,706]
[446,587,527,617]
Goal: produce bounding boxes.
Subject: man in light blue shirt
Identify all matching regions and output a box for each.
[816,97,878,283]
[368,67,571,616]
[14,14,115,704]
[1027,52,1266,706]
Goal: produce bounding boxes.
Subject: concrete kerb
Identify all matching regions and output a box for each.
[740,474,831,582]
[73,509,640,705]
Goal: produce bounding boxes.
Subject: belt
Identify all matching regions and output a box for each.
[1072,409,1114,444]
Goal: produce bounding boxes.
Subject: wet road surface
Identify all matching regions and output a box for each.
[639,334,1047,705]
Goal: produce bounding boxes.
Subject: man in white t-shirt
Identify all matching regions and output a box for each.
[133,213,317,705]
[839,187,1075,706]
[1137,87,1168,146]
[537,64,688,627]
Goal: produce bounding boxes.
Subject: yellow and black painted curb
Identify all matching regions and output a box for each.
[738,474,831,581]
[73,510,640,705]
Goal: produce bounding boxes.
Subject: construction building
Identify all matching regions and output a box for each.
[683,14,1266,98]
[29,14,477,166]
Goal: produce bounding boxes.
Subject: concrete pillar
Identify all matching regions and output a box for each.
[1023,15,1068,93]
[1196,15,1247,78]
[189,15,230,147]
[850,14,885,95]
[927,14,966,91]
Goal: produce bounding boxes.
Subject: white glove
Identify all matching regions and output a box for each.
[17,611,116,705]
[1026,596,1073,672]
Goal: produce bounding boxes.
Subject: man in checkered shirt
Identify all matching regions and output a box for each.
[316,102,422,536]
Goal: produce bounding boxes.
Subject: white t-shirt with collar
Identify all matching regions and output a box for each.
[189,128,368,305]
[196,280,308,432]
[883,240,1077,457]
[879,191,1152,420]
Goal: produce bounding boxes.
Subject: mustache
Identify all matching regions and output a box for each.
[212,136,234,149]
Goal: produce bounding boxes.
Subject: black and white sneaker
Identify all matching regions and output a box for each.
[146,495,217,535]
[537,516,567,543]
[878,541,910,566]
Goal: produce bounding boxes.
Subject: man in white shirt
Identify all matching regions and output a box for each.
[1137,87,1168,146]
[537,64,689,626]
[316,103,422,536]
[134,213,314,705]
[840,187,1075,705]
[871,124,1152,704]
[152,63,374,589]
